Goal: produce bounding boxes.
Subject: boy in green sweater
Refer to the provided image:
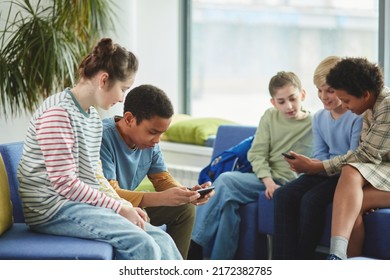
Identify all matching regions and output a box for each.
[189,71,313,260]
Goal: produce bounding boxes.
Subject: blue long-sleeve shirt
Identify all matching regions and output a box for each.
[312,109,362,161]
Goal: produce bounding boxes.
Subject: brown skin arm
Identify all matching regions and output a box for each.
[285,151,325,174]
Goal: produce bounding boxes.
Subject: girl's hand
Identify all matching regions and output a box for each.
[119,205,148,230]
[262,177,280,199]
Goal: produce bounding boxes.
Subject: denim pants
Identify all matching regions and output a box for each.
[272,174,339,260]
[30,201,182,260]
[192,171,269,260]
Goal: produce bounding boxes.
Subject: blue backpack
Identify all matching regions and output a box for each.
[198,135,254,184]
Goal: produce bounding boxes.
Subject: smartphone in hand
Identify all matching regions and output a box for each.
[197,186,215,196]
[188,186,215,197]
[282,152,296,160]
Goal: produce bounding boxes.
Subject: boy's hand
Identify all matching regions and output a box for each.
[285,151,322,174]
[159,187,201,206]
[189,182,215,206]
[262,177,280,199]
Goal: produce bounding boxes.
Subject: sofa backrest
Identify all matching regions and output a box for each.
[212,124,257,158]
[0,142,24,223]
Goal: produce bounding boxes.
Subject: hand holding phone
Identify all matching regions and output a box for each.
[188,186,215,197]
[282,152,296,160]
[197,186,215,197]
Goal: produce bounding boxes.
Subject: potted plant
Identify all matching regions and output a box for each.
[0,0,115,117]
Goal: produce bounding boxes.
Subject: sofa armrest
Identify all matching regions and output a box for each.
[0,142,24,222]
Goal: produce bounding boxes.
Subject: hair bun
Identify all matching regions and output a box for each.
[93,38,116,58]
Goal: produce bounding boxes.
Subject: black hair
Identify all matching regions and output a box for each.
[326,57,384,98]
[123,84,174,125]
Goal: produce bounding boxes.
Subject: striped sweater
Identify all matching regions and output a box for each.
[17,88,122,225]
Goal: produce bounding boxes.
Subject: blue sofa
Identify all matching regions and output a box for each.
[0,141,114,259]
[211,124,390,260]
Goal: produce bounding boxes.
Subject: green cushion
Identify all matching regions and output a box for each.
[161,114,192,141]
[164,117,236,145]
[134,177,155,192]
[0,154,13,235]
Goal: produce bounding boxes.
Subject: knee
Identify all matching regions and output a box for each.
[142,240,164,259]
[215,172,233,185]
[214,171,252,191]
[340,165,362,182]
[300,194,321,211]
[119,231,162,259]
[178,203,196,223]
[140,235,161,254]
[209,173,232,196]
[274,186,292,203]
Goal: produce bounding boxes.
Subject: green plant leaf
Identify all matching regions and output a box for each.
[0,0,116,118]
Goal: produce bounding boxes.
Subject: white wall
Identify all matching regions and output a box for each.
[0,0,180,143]
[0,111,32,144]
[96,0,181,119]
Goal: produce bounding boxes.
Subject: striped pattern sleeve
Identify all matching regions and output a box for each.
[35,107,122,213]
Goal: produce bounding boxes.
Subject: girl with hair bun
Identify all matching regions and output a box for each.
[17,38,182,260]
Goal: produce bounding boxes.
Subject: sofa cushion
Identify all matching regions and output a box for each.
[0,223,114,260]
[363,208,390,259]
[161,113,193,141]
[0,142,24,222]
[164,117,236,146]
[0,155,13,235]
[236,201,268,260]
[257,191,274,235]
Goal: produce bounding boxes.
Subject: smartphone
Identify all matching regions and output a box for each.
[282,152,296,160]
[188,186,215,196]
[197,186,215,196]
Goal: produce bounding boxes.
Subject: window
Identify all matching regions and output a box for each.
[189,0,379,125]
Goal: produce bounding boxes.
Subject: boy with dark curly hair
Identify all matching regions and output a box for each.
[285,57,390,259]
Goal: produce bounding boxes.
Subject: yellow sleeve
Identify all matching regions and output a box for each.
[147,171,182,192]
[108,179,144,207]
[96,160,132,207]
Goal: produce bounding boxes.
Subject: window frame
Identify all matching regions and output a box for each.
[180,0,390,115]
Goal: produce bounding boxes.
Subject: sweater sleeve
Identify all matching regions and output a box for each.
[109,171,181,207]
[96,161,132,207]
[247,112,272,179]
[148,171,182,191]
[349,116,363,151]
[36,107,121,213]
[108,179,144,207]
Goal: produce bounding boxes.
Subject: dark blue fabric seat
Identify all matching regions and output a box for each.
[0,223,113,260]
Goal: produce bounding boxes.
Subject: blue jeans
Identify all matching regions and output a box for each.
[30,201,182,260]
[272,174,339,259]
[192,171,271,260]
